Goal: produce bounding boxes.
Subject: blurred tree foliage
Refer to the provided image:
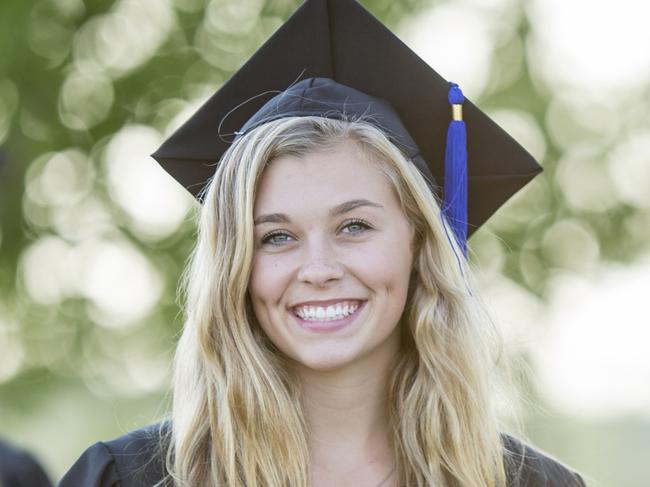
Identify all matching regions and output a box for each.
[1,0,649,482]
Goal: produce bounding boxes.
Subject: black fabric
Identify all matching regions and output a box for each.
[0,439,52,487]
[237,77,436,191]
[58,423,168,487]
[59,423,586,486]
[502,435,587,487]
[151,0,542,237]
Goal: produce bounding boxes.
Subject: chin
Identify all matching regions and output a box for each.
[290,349,361,372]
[286,353,350,372]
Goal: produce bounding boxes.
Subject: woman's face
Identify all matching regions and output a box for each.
[248,141,414,372]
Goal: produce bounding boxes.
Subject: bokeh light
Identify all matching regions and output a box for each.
[556,144,619,214]
[204,0,264,35]
[74,237,164,329]
[541,219,600,271]
[58,70,114,130]
[533,257,650,418]
[18,236,74,306]
[0,317,26,384]
[72,0,174,79]
[24,149,94,208]
[488,108,547,163]
[608,130,650,210]
[400,2,495,97]
[104,124,194,240]
[0,79,19,144]
[27,0,80,67]
[528,0,650,95]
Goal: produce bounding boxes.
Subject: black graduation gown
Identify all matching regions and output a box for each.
[0,438,53,487]
[58,422,587,486]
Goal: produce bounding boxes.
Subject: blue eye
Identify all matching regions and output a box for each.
[260,219,372,246]
[261,231,294,246]
[340,219,372,235]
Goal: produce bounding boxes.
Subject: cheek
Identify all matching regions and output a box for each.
[248,256,295,352]
[355,233,413,293]
[248,255,291,311]
[249,258,272,306]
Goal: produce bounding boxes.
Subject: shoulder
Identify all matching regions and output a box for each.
[501,434,587,487]
[59,422,170,487]
[0,439,52,487]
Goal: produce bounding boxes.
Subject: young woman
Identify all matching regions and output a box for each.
[60,114,586,486]
[60,1,587,485]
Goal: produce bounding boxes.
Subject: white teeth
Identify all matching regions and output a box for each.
[294,302,361,321]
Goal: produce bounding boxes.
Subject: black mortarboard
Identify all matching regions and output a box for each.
[152,0,541,240]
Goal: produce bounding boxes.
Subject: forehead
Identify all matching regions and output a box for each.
[253,142,398,213]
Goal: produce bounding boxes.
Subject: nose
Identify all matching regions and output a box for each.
[296,236,344,287]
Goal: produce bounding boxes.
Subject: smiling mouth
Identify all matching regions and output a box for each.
[290,300,367,333]
[291,300,364,322]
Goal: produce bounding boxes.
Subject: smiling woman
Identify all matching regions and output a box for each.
[250,140,414,372]
[59,0,586,486]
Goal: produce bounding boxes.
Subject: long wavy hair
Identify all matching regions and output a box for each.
[160,116,511,486]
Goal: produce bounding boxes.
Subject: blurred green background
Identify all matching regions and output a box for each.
[1,0,649,485]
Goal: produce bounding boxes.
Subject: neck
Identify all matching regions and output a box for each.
[296,343,399,470]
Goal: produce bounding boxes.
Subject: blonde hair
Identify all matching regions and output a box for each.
[162,116,510,486]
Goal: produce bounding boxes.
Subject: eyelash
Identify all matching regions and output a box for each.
[260,219,373,246]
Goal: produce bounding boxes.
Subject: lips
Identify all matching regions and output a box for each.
[293,301,361,321]
[290,298,363,317]
[289,298,365,309]
[291,301,366,333]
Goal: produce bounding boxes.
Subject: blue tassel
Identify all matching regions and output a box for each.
[442,82,468,257]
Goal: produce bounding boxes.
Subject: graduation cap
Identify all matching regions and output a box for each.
[152,0,541,252]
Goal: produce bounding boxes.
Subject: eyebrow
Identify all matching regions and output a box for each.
[253,199,384,226]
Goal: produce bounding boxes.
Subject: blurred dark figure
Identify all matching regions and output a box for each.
[0,439,52,487]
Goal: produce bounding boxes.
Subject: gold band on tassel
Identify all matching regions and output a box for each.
[452,104,463,121]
